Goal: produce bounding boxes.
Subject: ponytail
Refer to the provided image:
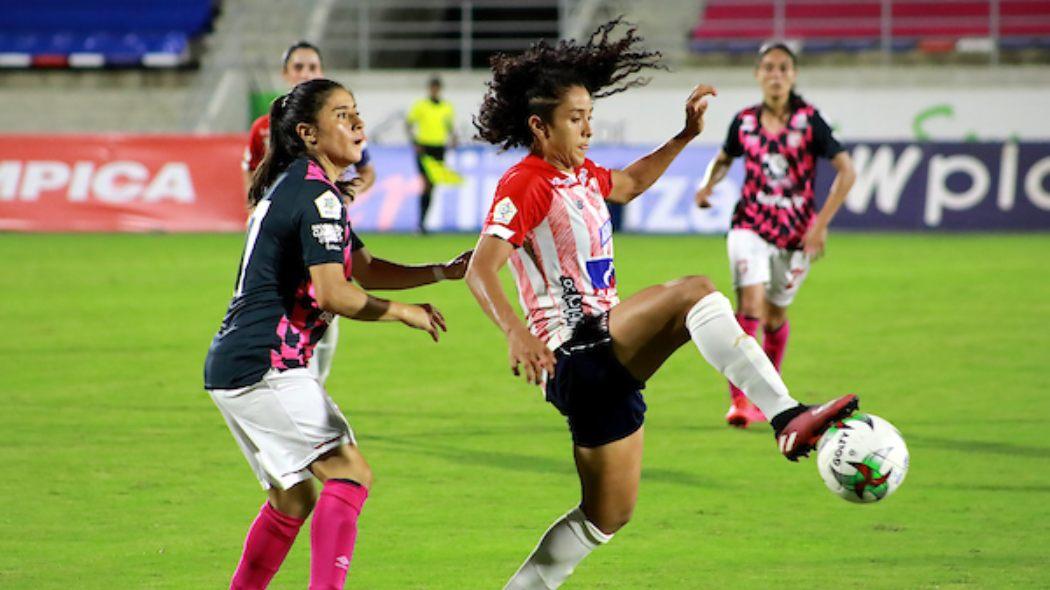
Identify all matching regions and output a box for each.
[788,88,806,111]
[249,95,298,206]
[247,78,347,207]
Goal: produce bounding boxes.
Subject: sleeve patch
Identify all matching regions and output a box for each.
[492,197,518,224]
[314,191,343,220]
[311,223,344,251]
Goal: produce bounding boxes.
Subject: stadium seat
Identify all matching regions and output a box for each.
[689,0,1050,55]
[0,0,212,69]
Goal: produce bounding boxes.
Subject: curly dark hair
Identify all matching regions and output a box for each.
[474,17,665,151]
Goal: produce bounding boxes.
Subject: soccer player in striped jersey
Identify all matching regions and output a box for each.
[465,20,859,589]
[694,42,856,429]
[205,79,447,590]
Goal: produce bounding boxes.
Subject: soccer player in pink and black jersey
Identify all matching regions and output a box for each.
[242,41,380,388]
[466,21,859,589]
[206,79,449,590]
[695,42,856,429]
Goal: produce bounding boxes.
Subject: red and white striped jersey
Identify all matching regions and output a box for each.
[482,154,618,350]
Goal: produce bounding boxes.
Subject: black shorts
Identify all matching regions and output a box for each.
[544,314,647,448]
[415,144,446,175]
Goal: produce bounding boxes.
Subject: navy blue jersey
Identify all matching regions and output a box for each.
[204,157,363,389]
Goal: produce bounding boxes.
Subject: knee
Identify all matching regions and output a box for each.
[676,275,717,307]
[738,291,766,319]
[593,506,634,536]
[355,466,375,490]
[765,306,787,329]
[271,489,316,520]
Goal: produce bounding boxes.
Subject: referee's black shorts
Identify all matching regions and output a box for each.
[414,144,446,175]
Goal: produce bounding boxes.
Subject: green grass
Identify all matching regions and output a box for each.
[1,232,1047,589]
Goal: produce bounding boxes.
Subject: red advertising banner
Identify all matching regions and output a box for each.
[0,134,249,232]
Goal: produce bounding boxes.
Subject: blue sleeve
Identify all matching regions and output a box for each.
[355,147,372,168]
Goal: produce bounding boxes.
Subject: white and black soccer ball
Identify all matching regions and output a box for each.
[816,413,909,503]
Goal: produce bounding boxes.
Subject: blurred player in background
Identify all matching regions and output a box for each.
[244,41,376,196]
[405,75,457,234]
[695,42,855,429]
[243,40,377,387]
[467,21,858,589]
[206,79,450,590]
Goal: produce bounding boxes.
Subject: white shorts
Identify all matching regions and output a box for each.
[726,228,811,308]
[208,368,356,490]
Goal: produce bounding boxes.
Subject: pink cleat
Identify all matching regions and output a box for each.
[772,394,860,461]
[725,397,767,429]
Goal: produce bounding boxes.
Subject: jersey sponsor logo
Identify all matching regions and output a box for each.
[492,196,518,224]
[756,191,807,209]
[599,218,613,246]
[311,223,343,250]
[314,191,343,220]
[558,275,585,328]
[761,153,790,181]
[585,257,616,290]
[740,114,757,132]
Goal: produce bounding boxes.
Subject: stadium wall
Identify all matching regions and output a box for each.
[2,138,1048,233]
[339,68,1050,145]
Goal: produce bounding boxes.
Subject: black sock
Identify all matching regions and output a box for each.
[770,404,807,435]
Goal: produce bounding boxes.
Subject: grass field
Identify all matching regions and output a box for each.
[1,232,1047,589]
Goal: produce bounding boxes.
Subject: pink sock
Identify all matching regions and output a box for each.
[231,502,305,590]
[763,320,790,372]
[309,479,369,590]
[728,314,762,403]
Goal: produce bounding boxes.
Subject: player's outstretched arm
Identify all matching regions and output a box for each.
[352,247,472,290]
[465,236,555,385]
[608,84,717,204]
[311,262,446,341]
[803,151,856,258]
[695,149,735,208]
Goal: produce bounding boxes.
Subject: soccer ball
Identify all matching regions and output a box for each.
[816,413,909,503]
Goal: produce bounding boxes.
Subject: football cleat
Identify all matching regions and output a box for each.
[773,395,860,461]
[725,397,767,429]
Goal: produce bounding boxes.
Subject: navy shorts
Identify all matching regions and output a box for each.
[545,315,647,448]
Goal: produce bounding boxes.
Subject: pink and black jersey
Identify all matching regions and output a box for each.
[724,101,843,249]
[482,155,617,351]
[205,156,363,390]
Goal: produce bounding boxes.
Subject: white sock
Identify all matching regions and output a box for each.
[308,318,339,385]
[686,291,799,419]
[504,506,612,590]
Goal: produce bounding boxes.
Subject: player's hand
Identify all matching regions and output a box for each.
[441,250,473,280]
[507,324,556,386]
[399,303,447,342]
[336,177,365,204]
[694,186,714,209]
[802,225,828,259]
[680,84,718,139]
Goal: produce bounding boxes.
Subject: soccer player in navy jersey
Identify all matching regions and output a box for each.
[695,42,856,429]
[466,21,859,589]
[242,41,379,389]
[205,79,448,590]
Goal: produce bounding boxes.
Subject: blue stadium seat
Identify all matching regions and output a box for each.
[0,0,213,68]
